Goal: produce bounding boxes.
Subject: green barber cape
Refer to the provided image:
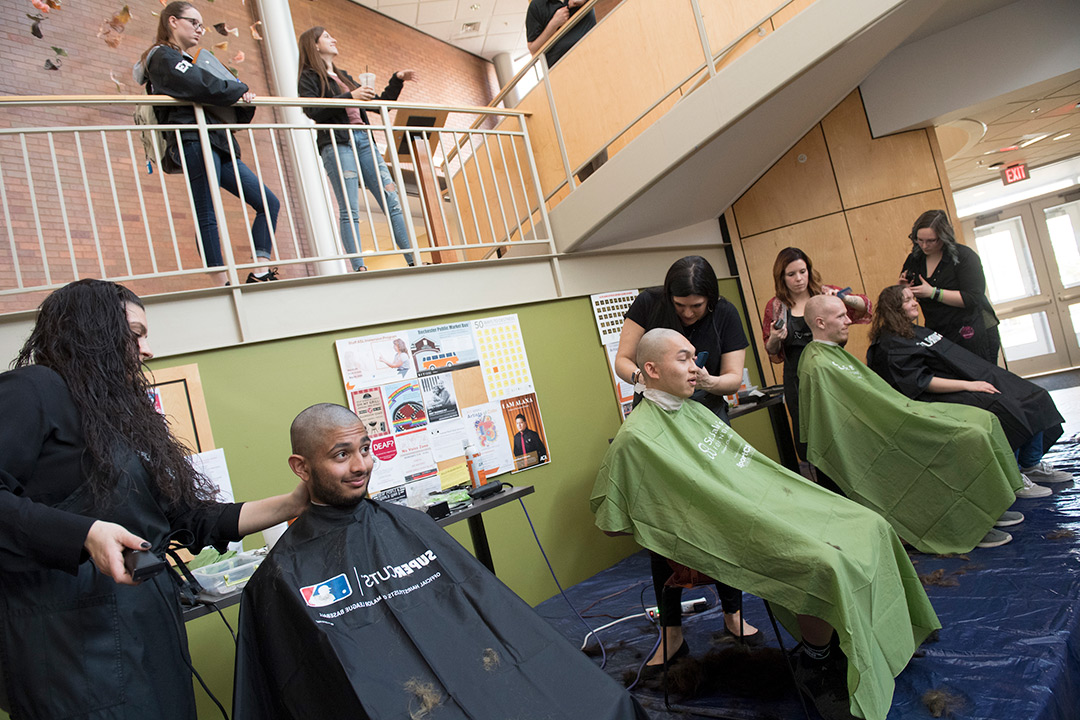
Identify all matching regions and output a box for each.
[591,397,939,720]
[797,341,1023,555]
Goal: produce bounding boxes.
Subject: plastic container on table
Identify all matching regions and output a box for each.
[192,551,263,596]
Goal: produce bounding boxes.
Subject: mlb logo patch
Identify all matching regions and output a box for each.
[300,573,352,607]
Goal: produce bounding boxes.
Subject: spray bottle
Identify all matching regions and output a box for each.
[463,438,486,488]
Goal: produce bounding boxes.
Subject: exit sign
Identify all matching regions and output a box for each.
[1002,163,1029,185]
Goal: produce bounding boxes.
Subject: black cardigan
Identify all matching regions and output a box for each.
[298,67,404,151]
[143,45,256,170]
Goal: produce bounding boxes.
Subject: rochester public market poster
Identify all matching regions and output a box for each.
[335,314,551,508]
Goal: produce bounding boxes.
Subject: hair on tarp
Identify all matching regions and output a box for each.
[623,646,790,699]
[922,688,964,717]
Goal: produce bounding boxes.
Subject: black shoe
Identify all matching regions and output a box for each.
[245,267,280,283]
[791,648,855,720]
[715,625,765,646]
[640,639,690,680]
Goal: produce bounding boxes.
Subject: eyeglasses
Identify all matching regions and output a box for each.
[177,16,204,32]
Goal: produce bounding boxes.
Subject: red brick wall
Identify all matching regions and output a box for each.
[289,0,499,121]
[0,0,498,313]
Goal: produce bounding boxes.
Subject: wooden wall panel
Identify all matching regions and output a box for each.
[149,364,214,454]
[445,128,543,261]
[607,94,680,157]
[821,91,940,210]
[549,0,705,171]
[844,189,948,304]
[772,0,818,28]
[732,89,953,380]
[515,87,565,198]
[738,212,873,375]
[714,22,773,71]
[733,125,842,237]
[700,0,777,61]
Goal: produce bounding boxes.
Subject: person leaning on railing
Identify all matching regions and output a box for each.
[526,0,596,68]
[297,26,417,269]
[135,1,280,284]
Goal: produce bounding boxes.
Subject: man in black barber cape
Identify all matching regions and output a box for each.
[233,403,645,720]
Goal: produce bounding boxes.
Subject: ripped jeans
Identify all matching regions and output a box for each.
[321,129,414,269]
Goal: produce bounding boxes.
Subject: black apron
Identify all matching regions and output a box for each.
[867,327,1063,452]
[0,453,197,720]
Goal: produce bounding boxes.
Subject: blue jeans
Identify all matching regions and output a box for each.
[1016,430,1045,468]
[321,129,414,269]
[176,140,279,268]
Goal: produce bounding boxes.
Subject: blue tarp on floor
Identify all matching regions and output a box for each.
[535,438,1080,719]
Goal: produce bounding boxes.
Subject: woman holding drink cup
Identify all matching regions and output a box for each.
[298,27,417,269]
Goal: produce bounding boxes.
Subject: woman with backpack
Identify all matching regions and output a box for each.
[135,1,280,284]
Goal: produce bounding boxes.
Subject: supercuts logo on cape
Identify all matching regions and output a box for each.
[298,549,444,620]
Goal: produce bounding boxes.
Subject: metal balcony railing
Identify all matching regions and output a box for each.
[0,95,551,314]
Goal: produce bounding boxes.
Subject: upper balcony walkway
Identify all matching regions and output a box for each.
[0,0,1007,361]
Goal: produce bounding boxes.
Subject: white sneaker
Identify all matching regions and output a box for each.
[1021,461,1073,484]
[1015,475,1052,499]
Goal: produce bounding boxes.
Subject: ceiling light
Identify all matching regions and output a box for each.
[1019,134,1050,148]
[1054,133,1072,141]
[470,3,480,9]
[460,21,481,33]
[1030,107,1041,114]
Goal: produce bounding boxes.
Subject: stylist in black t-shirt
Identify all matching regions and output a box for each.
[613,256,760,668]
[615,256,749,422]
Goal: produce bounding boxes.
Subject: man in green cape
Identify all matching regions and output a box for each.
[798,295,1023,555]
[592,328,939,720]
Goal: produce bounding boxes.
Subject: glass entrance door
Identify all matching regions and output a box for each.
[963,186,1080,375]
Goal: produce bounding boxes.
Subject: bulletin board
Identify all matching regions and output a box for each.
[335,314,551,509]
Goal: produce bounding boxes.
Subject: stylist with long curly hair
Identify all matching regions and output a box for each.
[0,279,307,718]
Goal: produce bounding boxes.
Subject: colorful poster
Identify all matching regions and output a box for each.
[383,380,427,434]
[368,431,439,508]
[149,387,165,415]
[408,321,480,375]
[472,315,535,400]
[501,393,550,470]
[335,312,547,500]
[335,333,415,392]
[464,402,515,477]
[420,374,459,423]
[350,386,390,438]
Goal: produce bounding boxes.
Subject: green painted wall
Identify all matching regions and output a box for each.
[0,278,778,719]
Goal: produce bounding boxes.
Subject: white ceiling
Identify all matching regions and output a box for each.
[937,69,1080,191]
[350,0,531,61]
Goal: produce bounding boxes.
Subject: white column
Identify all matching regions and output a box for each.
[492,52,521,107]
[253,0,345,275]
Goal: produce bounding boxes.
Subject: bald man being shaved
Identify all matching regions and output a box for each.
[593,329,939,720]
[234,404,647,720]
[798,295,1025,555]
